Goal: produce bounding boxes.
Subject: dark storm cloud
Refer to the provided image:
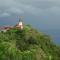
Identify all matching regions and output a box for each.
[0,0,60,16]
[0,0,60,29]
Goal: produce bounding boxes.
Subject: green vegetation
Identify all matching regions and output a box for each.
[0,25,60,60]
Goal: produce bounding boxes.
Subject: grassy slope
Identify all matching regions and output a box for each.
[0,25,60,60]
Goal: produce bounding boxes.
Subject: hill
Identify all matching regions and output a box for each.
[0,25,60,60]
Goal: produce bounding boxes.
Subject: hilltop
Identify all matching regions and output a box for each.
[0,25,60,60]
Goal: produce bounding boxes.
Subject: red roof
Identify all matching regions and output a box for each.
[0,26,13,30]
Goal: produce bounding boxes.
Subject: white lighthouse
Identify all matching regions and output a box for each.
[16,17,23,30]
[18,18,23,29]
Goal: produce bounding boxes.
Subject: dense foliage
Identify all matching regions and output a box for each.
[0,25,60,60]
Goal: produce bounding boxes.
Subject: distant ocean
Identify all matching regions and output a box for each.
[42,30,60,46]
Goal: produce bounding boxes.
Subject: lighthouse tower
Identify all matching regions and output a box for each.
[16,17,23,30]
[18,17,23,29]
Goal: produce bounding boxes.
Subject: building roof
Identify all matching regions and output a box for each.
[0,26,13,31]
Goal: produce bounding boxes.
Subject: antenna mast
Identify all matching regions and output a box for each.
[19,16,23,22]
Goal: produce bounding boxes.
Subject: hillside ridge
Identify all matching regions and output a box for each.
[0,25,60,60]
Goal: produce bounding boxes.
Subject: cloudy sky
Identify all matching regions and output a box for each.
[0,0,60,30]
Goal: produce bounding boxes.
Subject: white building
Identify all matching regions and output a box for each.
[15,17,23,30]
